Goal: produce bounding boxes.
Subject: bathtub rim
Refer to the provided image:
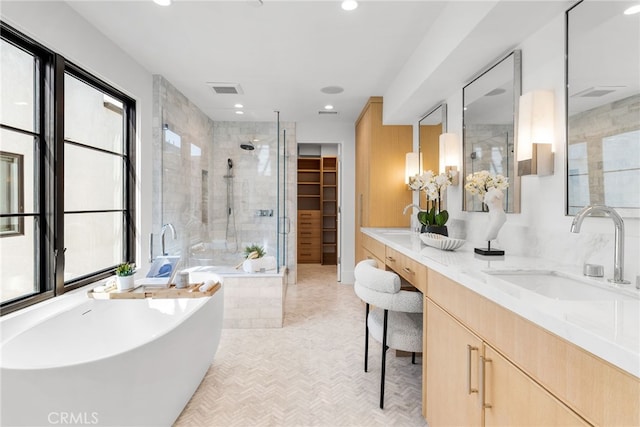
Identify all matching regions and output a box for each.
[1,282,221,370]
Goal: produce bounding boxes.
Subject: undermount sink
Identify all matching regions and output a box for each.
[484,269,637,301]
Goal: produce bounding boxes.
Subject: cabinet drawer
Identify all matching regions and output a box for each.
[298,210,321,220]
[362,248,385,269]
[298,217,321,228]
[298,229,320,239]
[362,232,385,261]
[298,248,321,263]
[385,247,427,293]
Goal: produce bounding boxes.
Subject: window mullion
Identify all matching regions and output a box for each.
[52,53,65,296]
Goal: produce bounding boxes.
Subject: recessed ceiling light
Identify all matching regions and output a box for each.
[324,105,334,110]
[234,103,243,108]
[153,0,171,6]
[624,4,640,15]
[341,0,358,11]
[235,111,244,115]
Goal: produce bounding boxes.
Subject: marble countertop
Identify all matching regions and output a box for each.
[362,227,640,378]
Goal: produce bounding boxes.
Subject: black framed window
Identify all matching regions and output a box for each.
[0,23,136,314]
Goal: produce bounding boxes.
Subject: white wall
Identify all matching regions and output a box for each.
[437,13,639,283]
[1,1,155,274]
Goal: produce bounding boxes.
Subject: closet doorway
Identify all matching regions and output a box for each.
[297,143,341,282]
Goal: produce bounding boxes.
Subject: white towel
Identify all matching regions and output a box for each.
[242,256,277,273]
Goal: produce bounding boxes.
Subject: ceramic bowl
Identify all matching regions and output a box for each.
[419,233,466,251]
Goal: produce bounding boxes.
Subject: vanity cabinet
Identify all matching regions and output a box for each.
[355,97,412,262]
[425,269,640,426]
[384,247,427,293]
[425,299,483,426]
[361,233,385,268]
[425,300,588,426]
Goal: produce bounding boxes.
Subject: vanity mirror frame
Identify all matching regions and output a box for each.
[565,0,640,218]
[462,49,521,213]
[417,103,447,209]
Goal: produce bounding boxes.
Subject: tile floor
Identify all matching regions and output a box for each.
[174,264,427,426]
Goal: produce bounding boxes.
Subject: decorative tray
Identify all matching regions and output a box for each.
[87,282,221,300]
[419,233,466,251]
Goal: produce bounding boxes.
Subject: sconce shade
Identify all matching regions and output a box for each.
[439,133,460,174]
[405,152,422,184]
[517,90,555,160]
[517,90,555,176]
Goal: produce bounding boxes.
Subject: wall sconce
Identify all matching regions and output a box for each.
[405,152,423,188]
[439,133,460,185]
[517,90,555,176]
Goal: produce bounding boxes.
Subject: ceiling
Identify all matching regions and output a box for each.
[66,0,446,124]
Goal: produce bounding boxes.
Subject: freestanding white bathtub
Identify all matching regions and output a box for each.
[0,283,224,426]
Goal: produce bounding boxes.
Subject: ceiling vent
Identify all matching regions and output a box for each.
[206,82,244,95]
[572,86,624,98]
[319,110,338,115]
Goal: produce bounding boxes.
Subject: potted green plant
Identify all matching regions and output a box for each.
[243,244,265,259]
[115,262,135,291]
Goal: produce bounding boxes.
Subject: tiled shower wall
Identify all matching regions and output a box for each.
[152,75,215,259]
[152,76,297,278]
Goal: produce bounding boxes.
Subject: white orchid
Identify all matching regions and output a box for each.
[409,170,453,227]
[464,170,509,200]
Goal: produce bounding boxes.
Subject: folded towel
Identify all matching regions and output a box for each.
[242,256,277,273]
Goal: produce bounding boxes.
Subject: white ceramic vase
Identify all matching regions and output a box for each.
[116,274,134,291]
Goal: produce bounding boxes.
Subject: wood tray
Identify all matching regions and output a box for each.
[88,282,221,300]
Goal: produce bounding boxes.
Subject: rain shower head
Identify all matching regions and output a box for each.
[240,141,255,151]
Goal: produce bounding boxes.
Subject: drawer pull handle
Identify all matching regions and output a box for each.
[467,345,479,395]
[480,355,492,409]
[402,267,414,275]
[386,256,396,262]
[301,222,311,225]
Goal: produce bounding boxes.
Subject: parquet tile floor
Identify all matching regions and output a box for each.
[174,264,427,427]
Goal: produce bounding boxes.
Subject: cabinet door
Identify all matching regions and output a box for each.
[483,345,589,426]
[425,299,483,427]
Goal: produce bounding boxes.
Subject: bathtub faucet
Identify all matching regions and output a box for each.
[161,223,177,256]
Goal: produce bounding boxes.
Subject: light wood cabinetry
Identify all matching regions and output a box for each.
[425,269,639,426]
[297,158,321,211]
[297,211,321,263]
[483,345,589,426]
[298,157,339,264]
[321,157,338,265]
[361,233,385,268]
[384,247,427,293]
[355,97,412,262]
[425,299,482,426]
[425,300,589,427]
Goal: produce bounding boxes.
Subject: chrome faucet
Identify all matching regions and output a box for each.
[161,223,177,256]
[570,205,629,284]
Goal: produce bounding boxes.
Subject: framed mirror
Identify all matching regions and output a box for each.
[463,50,521,213]
[418,104,447,208]
[566,0,640,217]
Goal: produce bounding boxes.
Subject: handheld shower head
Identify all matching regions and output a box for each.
[240,141,255,151]
[228,158,233,168]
